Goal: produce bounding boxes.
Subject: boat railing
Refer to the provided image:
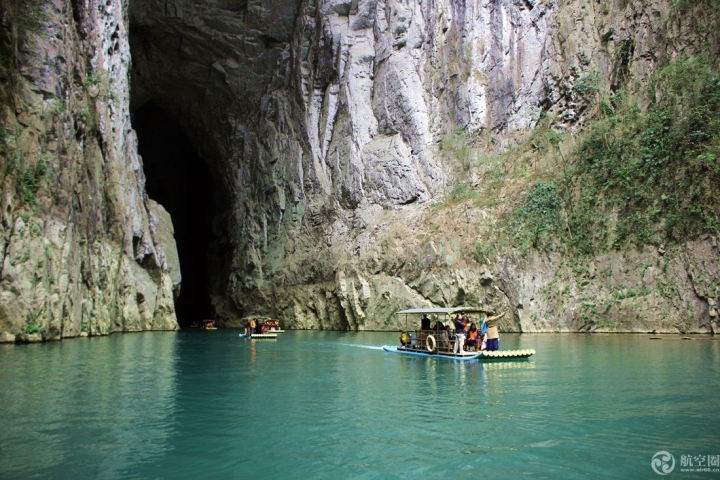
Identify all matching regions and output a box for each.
[406,330,458,353]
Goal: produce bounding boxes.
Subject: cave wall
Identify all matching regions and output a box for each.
[126,0,559,321]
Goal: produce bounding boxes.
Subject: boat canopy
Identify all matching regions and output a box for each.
[396,307,493,315]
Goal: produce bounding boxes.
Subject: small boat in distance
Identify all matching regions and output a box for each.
[201,320,217,330]
[383,307,535,361]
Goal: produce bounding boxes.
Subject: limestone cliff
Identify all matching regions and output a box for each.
[1,0,718,341]
[0,0,179,342]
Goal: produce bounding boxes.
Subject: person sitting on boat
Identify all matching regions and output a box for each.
[485,311,506,351]
[421,315,431,330]
[465,323,480,351]
[399,331,411,347]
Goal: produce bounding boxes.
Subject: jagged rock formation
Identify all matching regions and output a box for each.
[0,0,180,342]
[0,0,718,341]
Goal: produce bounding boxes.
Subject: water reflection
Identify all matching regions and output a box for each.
[2,330,719,478]
[0,332,179,478]
[250,339,257,365]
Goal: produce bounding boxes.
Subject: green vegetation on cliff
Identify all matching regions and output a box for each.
[0,0,49,78]
[510,182,564,252]
[563,57,720,254]
[435,56,719,267]
[0,0,51,207]
[510,57,720,256]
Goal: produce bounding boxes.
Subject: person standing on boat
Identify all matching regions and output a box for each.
[485,311,506,351]
[453,313,466,333]
[453,313,467,353]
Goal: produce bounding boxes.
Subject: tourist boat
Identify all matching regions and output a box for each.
[382,307,535,361]
[238,316,283,339]
[240,316,284,333]
[201,320,217,330]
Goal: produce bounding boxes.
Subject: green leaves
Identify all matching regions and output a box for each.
[25,324,42,335]
[560,57,720,252]
[17,159,47,206]
[511,182,564,252]
[508,57,720,257]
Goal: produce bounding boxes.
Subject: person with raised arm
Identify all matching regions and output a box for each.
[484,311,506,351]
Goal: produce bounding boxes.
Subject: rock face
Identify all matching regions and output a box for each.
[1,0,718,340]
[0,0,179,341]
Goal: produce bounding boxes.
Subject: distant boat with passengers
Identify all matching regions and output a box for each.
[239,316,283,339]
[200,320,217,330]
[382,307,535,361]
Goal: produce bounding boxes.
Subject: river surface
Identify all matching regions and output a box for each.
[1,330,719,479]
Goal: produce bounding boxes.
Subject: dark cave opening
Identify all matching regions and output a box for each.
[132,102,214,327]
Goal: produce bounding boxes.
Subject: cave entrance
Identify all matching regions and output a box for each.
[133,102,214,327]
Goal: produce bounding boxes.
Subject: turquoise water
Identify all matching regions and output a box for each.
[1,331,719,479]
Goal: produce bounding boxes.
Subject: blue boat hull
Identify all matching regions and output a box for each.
[382,345,534,361]
[382,345,481,360]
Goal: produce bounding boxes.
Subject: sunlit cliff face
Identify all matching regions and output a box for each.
[124,0,719,333]
[126,0,560,323]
